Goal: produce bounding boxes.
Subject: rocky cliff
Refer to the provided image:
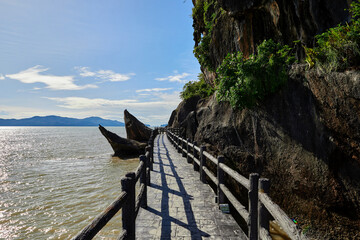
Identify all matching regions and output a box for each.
[193,0,351,85]
[170,0,360,238]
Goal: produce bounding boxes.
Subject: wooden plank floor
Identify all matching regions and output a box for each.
[135,133,247,239]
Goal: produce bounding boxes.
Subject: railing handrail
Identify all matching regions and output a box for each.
[166,127,305,240]
[72,128,159,240]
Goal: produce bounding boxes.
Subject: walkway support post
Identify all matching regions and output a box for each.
[145,146,151,185]
[139,155,147,209]
[182,138,186,157]
[186,138,191,163]
[248,173,259,240]
[193,141,199,171]
[217,156,225,205]
[259,178,271,235]
[200,146,207,183]
[150,144,154,171]
[177,136,181,153]
[121,172,136,240]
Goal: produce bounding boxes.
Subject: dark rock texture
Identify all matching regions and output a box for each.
[168,96,201,140]
[124,109,152,141]
[99,110,153,157]
[195,0,352,84]
[99,125,146,157]
[169,66,360,238]
[173,0,359,237]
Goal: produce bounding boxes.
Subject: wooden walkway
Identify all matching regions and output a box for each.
[135,133,247,239]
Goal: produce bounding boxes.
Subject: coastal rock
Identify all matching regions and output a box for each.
[124,109,152,141]
[168,95,201,128]
[171,67,360,238]
[184,1,359,237]
[194,0,351,85]
[99,124,146,157]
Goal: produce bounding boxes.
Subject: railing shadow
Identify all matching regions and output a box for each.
[154,133,210,239]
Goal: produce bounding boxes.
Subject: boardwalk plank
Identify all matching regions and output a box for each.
[136,134,247,239]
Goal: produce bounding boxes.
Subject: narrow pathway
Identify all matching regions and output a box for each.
[136,133,246,239]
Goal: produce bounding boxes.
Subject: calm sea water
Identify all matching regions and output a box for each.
[0,127,140,240]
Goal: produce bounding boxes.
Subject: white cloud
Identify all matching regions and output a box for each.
[6,65,97,90]
[0,90,181,125]
[0,74,5,80]
[0,110,9,116]
[155,72,190,83]
[76,66,135,82]
[136,88,172,93]
[45,97,138,109]
[46,94,180,110]
[45,91,181,125]
[77,67,96,77]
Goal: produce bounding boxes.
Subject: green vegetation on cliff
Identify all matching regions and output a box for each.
[180,73,214,100]
[192,0,224,71]
[305,0,360,72]
[216,39,295,109]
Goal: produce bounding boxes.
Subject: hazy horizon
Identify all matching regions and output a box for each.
[0,0,199,126]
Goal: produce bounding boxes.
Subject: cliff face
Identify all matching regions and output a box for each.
[194,0,351,84]
[169,66,360,238]
[170,0,360,238]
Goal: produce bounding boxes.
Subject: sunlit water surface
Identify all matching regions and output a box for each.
[0,127,140,239]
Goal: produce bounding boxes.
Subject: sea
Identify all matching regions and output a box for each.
[0,126,140,240]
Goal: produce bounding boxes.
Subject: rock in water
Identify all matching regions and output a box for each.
[99,124,146,157]
[124,109,152,141]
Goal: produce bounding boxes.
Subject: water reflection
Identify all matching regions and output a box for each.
[0,127,139,239]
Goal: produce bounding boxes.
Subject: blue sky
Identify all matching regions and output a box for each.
[0,0,200,125]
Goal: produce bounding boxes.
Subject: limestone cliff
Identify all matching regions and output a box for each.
[192,0,351,85]
[170,0,360,238]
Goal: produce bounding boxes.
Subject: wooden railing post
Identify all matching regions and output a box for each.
[146,146,152,186]
[151,142,154,170]
[147,140,152,170]
[193,141,199,171]
[259,178,271,235]
[200,146,207,183]
[182,138,186,157]
[186,138,191,163]
[145,146,151,184]
[217,156,225,205]
[177,136,181,153]
[121,172,136,240]
[139,155,147,209]
[248,173,259,240]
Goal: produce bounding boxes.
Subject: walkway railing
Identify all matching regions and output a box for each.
[72,129,158,240]
[167,128,306,240]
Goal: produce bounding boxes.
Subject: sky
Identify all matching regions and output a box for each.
[0,0,200,125]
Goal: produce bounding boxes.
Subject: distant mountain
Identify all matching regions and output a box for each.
[0,116,125,126]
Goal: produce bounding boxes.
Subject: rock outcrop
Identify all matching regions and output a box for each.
[169,66,360,238]
[124,109,152,141]
[99,110,152,157]
[170,0,359,238]
[193,0,351,85]
[99,125,146,157]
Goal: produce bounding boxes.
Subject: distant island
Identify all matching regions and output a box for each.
[0,116,125,126]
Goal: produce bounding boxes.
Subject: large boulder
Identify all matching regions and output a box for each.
[124,109,152,141]
[172,66,360,238]
[99,125,146,157]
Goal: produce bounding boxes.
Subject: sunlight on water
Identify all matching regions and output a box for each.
[0,127,139,239]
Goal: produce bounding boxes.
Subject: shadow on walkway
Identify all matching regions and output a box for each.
[154,134,210,239]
